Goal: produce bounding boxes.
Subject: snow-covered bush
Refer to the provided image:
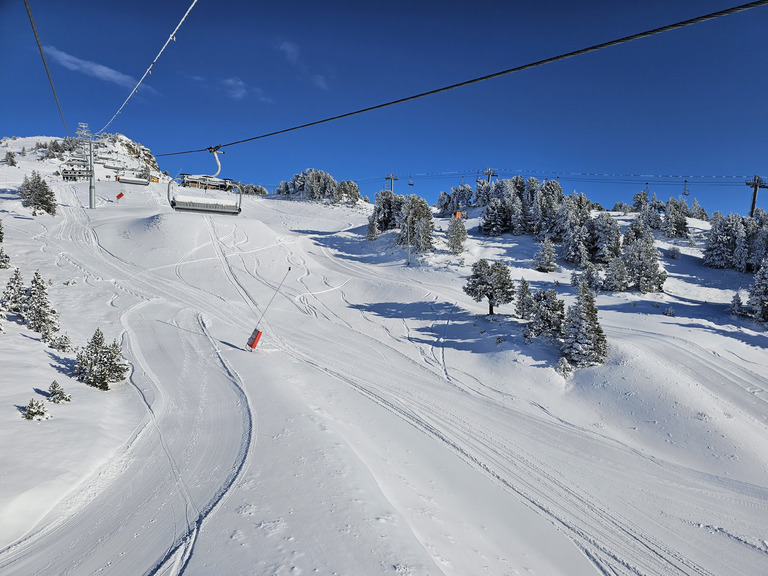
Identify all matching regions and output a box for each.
[22,398,50,420]
[48,380,71,403]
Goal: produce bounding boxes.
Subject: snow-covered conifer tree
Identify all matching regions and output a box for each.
[0,248,9,269]
[474,179,492,207]
[507,195,526,235]
[104,339,129,384]
[703,212,739,269]
[366,214,381,240]
[2,267,25,316]
[561,281,607,366]
[689,198,709,221]
[587,212,622,264]
[23,398,50,420]
[4,151,17,167]
[748,258,768,321]
[730,293,745,316]
[49,331,71,352]
[623,231,667,293]
[603,256,629,292]
[463,259,515,315]
[76,329,128,390]
[19,171,57,216]
[632,189,649,213]
[48,380,71,403]
[435,191,452,217]
[663,198,689,239]
[533,237,557,272]
[446,215,467,254]
[398,195,433,252]
[0,217,4,242]
[481,198,507,236]
[561,223,589,267]
[26,270,60,339]
[516,277,534,320]
[524,289,565,340]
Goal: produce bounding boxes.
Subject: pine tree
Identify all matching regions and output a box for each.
[690,198,709,221]
[23,398,50,420]
[366,214,381,240]
[0,248,9,269]
[557,357,573,378]
[603,256,629,292]
[481,198,507,236]
[623,231,667,293]
[398,195,433,252]
[516,277,534,320]
[49,331,72,352]
[587,212,622,264]
[748,258,768,321]
[533,237,557,272]
[0,217,4,243]
[75,328,128,390]
[524,289,565,339]
[561,223,589,267]
[48,380,71,403]
[730,293,745,316]
[19,171,57,216]
[561,281,607,367]
[4,151,17,167]
[703,212,740,269]
[446,215,467,254]
[2,267,25,316]
[26,270,60,339]
[463,259,515,315]
[663,198,689,239]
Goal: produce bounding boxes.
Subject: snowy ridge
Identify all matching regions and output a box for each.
[0,135,767,575]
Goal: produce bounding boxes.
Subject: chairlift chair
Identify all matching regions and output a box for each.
[168,147,242,214]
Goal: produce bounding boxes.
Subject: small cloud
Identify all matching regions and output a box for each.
[312,74,329,91]
[221,77,271,102]
[179,71,205,82]
[222,77,248,100]
[252,87,273,104]
[278,41,300,65]
[274,39,331,91]
[45,46,153,93]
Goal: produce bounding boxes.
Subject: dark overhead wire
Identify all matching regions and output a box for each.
[24,0,70,138]
[157,0,768,158]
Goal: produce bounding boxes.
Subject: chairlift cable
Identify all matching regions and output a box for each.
[24,0,70,138]
[97,0,199,135]
[156,1,768,158]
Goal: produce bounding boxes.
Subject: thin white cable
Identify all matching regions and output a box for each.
[97,0,199,134]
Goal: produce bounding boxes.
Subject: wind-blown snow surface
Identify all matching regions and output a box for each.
[1,136,767,575]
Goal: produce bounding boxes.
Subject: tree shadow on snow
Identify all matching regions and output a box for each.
[46,350,77,377]
[292,226,421,267]
[349,299,558,365]
[598,299,768,349]
[14,404,27,415]
[33,387,51,399]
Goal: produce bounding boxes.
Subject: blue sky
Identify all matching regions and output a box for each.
[2,0,767,215]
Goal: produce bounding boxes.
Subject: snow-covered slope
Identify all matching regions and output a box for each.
[0,135,767,575]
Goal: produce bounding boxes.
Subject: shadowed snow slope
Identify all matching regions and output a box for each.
[0,136,767,575]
